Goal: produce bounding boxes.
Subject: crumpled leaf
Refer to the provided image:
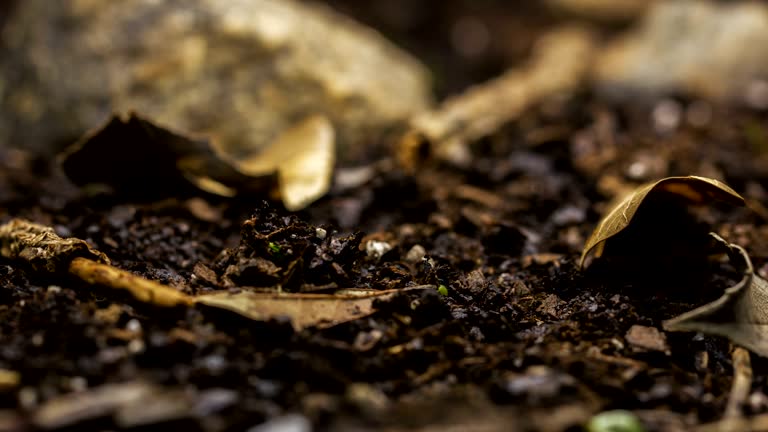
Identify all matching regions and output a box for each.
[195,286,432,331]
[0,218,193,307]
[225,115,336,211]
[580,176,745,268]
[0,218,109,273]
[61,113,336,209]
[664,233,768,357]
[60,113,253,198]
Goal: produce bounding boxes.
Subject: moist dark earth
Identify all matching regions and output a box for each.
[3,2,768,432]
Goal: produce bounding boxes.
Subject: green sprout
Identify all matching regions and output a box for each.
[437,285,448,296]
[268,242,282,254]
[586,410,645,432]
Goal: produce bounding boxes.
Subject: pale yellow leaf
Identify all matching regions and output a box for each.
[233,115,335,211]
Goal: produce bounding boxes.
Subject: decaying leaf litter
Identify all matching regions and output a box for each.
[5,1,768,431]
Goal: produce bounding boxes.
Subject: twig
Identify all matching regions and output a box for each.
[397,26,595,171]
[695,345,753,432]
[69,257,193,307]
[725,346,753,419]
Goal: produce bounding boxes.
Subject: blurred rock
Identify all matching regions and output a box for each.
[593,0,768,102]
[0,0,431,161]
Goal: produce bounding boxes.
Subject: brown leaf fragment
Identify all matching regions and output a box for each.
[195,286,433,331]
[228,115,336,211]
[398,26,595,171]
[580,176,745,268]
[59,113,252,198]
[664,233,768,358]
[0,218,109,273]
[61,112,335,210]
[0,219,192,308]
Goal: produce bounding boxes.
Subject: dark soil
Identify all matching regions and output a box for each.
[3,2,768,432]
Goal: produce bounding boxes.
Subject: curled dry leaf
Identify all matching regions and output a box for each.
[226,115,336,211]
[61,112,335,209]
[580,176,745,268]
[60,113,253,198]
[0,218,192,308]
[663,233,768,358]
[195,286,433,331]
[0,218,109,273]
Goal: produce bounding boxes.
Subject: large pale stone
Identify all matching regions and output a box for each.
[0,0,432,160]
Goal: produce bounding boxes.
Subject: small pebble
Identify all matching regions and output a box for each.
[625,325,669,354]
[404,244,426,263]
[126,319,142,333]
[247,414,311,432]
[365,240,392,261]
[315,228,327,240]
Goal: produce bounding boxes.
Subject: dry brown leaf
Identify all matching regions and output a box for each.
[580,176,745,268]
[0,219,192,308]
[195,286,432,331]
[664,233,768,357]
[228,115,336,211]
[60,113,250,198]
[0,218,109,273]
[61,113,335,210]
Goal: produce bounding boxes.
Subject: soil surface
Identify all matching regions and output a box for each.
[3,2,768,432]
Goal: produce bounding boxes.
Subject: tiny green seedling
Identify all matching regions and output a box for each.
[268,242,282,254]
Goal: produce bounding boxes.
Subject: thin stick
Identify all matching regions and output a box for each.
[397,26,595,171]
[700,346,754,432]
[725,346,752,419]
[69,257,193,307]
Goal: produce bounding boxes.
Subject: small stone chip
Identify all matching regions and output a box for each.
[404,244,426,263]
[625,325,669,354]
